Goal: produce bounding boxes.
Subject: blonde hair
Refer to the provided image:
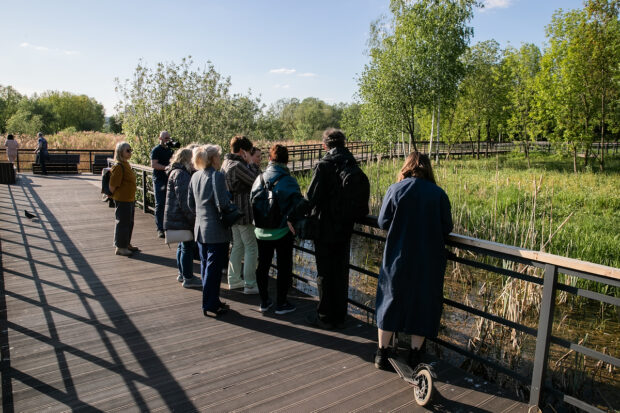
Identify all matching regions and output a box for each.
[192,144,222,170]
[170,146,194,171]
[114,141,131,162]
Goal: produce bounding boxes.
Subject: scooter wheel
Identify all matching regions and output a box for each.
[413,368,434,406]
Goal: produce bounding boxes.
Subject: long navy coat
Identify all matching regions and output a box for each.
[375,177,453,337]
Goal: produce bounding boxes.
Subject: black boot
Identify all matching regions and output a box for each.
[374,347,394,371]
[406,347,422,369]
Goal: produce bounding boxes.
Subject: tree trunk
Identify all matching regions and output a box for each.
[572,144,577,173]
[584,147,589,167]
[485,119,491,158]
[435,99,440,164]
[428,107,435,156]
[476,126,481,160]
[600,93,606,172]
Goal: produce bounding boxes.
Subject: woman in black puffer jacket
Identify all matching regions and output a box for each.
[164,146,200,288]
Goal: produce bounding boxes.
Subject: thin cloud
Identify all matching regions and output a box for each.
[20,42,79,56]
[274,84,290,89]
[482,0,512,10]
[298,72,317,78]
[269,68,296,75]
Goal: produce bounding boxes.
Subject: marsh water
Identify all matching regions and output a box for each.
[288,230,619,409]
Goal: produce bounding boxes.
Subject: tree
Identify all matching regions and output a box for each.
[533,2,619,172]
[458,40,509,158]
[115,57,264,162]
[6,97,56,136]
[39,91,105,132]
[503,43,541,167]
[0,85,23,134]
[357,0,477,152]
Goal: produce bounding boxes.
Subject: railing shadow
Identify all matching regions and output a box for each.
[0,177,196,411]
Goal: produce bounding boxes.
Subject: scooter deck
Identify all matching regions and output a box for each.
[388,357,417,385]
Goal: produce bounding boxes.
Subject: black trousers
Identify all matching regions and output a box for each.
[315,238,351,325]
[256,232,293,306]
[36,153,47,175]
[114,201,134,248]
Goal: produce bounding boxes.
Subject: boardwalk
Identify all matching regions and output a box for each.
[0,174,529,412]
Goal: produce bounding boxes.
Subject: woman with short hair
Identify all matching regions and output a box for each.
[164,146,199,288]
[188,144,233,316]
[108,142,138,256]
[374,152,453,370]
[251,144,307,315]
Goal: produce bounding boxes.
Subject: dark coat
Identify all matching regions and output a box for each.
[306,146,357,242]
[250,162,307,229]
[375,177,453,337]
[188,167,232,244]
[163,163,195,231]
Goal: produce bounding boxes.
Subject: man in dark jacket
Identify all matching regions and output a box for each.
[221,135,260,293]
[151,131,174,238]
[305,128,359,329]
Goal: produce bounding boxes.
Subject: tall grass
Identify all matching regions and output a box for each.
[2,132,124,150]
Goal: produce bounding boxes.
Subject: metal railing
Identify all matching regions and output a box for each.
[112,156,619,411]
[291,216,618,412]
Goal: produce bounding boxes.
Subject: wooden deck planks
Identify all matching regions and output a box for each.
[1,174,530,412]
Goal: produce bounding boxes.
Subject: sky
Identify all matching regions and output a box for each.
[1,0,585,115]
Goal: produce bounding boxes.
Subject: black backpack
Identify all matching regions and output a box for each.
[251,173,286,229]
[101,168,113,196]
[334,160,370,221]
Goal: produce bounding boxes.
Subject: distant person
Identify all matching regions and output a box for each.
[305,128,369,329]
[108,142,139,257]
[151,131,174,238]
[221,135,260,293]
[374,152,453,370]
[188,144,232,317]
[34,132,49,175]
[164,146,200,289]
[250,144,307,315]
[4,134,19,165]
[248,147,262,174]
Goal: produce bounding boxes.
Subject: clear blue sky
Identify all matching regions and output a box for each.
[1,0,585,115]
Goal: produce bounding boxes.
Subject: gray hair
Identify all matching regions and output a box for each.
[114,141,131,162]
[192,144,221,170]
[159,130,170,139]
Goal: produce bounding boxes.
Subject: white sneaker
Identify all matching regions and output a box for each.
[177,274,184,282]
[243,286,259,295]
[115,248,132,256]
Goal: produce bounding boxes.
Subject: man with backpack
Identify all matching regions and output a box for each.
[305,128,370,329]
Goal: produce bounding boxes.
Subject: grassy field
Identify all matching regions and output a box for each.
[1,131,124,150]
[299,152,620,268]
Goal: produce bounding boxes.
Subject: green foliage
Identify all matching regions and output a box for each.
[104,115,123,134]
[357,0,478,150]
[0,85,23,134]
[39,91,105,132]
[115,57,265,163]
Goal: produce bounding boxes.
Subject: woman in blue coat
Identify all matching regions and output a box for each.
[374,152,453,370]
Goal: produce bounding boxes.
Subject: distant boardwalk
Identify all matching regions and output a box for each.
[0,174,528,412]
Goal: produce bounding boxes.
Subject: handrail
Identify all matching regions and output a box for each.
[109,160,618,412]
[448,233,619,280]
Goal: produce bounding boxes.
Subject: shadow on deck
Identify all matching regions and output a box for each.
[0,174,529,412]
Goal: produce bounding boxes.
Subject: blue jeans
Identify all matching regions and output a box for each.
[153,178,167,231]
[176,240,196,280]
[198,242,229,312]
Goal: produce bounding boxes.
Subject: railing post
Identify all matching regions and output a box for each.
[529,263,558,407]
[142,170,148,213]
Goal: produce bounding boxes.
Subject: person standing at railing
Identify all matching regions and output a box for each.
[108,142,139,257]
[151,131,174,239]
[373,152,453,370]
[188,144,232,317]
[164,146,200,289]
[34,132,49,175]
[4,134,19,166]
[305,128,369,330]
[221,135,260,293]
